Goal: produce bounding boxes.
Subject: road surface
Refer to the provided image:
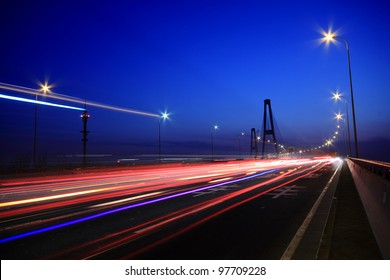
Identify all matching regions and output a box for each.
[0,157,342,259]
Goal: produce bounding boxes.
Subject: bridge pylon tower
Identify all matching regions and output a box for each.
[250,128,259,158]
[261,99,278,158]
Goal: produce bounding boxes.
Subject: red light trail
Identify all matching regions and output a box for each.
[0,157,340,259]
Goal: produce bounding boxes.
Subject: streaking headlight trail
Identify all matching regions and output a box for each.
[0,82,160,117]
[0,94,84,111]
[0,169,276,244]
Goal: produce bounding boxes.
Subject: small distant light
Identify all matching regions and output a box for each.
[81,111,90,118]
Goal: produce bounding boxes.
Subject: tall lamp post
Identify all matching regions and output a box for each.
[325,32,359,158]
[33,83,50,167]
[211,124,218,161]
[332,91,352,156]
[158,112,169,163]
[238,132,245,159]
[80,105,90,166]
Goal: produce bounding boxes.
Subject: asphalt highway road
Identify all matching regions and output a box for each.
[0,157,342,259]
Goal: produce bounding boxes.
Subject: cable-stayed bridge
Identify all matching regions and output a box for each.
[1,82,389,260]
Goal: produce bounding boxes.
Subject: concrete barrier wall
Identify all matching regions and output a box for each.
[346,158,390,259]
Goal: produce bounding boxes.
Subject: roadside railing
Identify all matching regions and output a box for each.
[348,157,390,180]
[346,157,390,259]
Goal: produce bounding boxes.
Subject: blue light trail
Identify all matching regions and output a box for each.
[0,94,84,111]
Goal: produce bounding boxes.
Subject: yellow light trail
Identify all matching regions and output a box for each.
[89,191,163,208]
[0,188,111,208]
[0,82,160,118]
[51,177,160,192]
[0,183,145,208]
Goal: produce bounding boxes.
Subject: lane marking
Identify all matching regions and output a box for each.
[304,173,321,178]
[280,160,342,260]
[192,184,241,197]
[264,185,305,199]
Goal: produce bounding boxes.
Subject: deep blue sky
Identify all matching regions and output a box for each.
[1,0,390,163]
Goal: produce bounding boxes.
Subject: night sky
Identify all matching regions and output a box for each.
[1,0,390,165]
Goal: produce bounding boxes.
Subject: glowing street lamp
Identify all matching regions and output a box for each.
[211,124,218,161]
[335,113,343,121]
[324,31,359,157]
[324,32,334,43]
[238,132,245,159]
[158,112,169,163]
[332,91,341,101]
[41,84,50,94]
[332,91,352,155]
[33,82,51,167]
[161,112,169,120]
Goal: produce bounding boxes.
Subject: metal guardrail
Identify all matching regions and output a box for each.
[348,157,390,180]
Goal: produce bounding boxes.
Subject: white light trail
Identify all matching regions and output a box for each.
[0,82,160,118]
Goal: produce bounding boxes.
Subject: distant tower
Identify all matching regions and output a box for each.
[80,103,90,166]
[261,99,278,158]
[250,128,259,158]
